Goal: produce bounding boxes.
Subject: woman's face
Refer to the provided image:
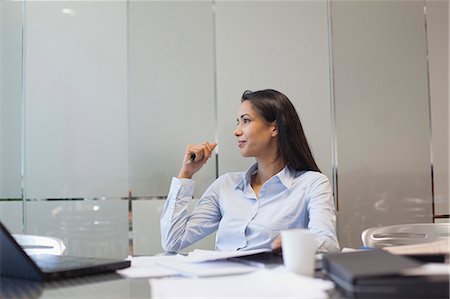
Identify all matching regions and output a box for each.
[234,101,277,158]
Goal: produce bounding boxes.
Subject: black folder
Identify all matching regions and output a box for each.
[322,249,449,298]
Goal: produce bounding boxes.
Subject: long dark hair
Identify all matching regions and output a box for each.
[241,89,321,173]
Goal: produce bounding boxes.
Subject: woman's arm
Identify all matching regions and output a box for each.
[306,173,340,253]
[160,142,220,252]
[270,172,340,254]
[178,142,217,179]
[160,177,222,252]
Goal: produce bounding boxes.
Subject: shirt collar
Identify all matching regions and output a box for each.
[236,163,296,191]
[236,163,258,191]
[277,165,296,189]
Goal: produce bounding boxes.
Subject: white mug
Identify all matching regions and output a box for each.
[281,228,316,277]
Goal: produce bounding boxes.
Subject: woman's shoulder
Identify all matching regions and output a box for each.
[217,171,246,182]
[293,170,331,186]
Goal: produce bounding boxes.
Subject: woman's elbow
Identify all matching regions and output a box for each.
[161,236,182,253]
[316,238,340,253]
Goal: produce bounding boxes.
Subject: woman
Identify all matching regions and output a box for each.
[160,89,339,253]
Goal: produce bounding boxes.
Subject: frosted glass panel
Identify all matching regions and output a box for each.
[215,1,333,180]
[426,0,449,216]
[0,202,23,233]
[0,0,22,199]
[128,1,216,197]
[331,1,433,247]
[25,1,128,198]
[132,199,215,255]
[24,200,128,259]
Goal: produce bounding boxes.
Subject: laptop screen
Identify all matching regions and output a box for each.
[0,221,130,281]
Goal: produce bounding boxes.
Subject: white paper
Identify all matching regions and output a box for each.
[150,267,334,299]
[384,239,450,255]
[117,255,184,278]
[185,248,270,263]
[117,252,264,278]
[401,263,450,276]
[155,260,258,278]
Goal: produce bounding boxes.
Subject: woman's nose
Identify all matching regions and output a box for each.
[234,126,242,137]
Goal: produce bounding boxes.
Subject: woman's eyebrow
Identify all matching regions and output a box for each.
[237,114,251,123]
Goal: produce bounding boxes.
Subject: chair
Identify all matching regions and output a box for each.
[361,223,450,248]
[12,234,66,255]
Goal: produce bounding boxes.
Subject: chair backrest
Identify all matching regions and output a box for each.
[361,223,450,248]
[12,234,66,255]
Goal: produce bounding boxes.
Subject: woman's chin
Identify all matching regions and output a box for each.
[239,150,252,158]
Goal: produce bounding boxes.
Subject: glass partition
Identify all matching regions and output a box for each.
[0,0,24,233]
[127,0,216,198]
[215,1,333,181]
[0,0,445,255]
[22,0,129,259]
[331,0,433,247]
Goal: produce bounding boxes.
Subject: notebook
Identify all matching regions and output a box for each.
[0,221,130,281]
[322,249,449,298]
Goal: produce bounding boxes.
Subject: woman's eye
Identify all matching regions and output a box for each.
[236,118,250,125]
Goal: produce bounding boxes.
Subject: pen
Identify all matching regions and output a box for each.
[187,153,196,164]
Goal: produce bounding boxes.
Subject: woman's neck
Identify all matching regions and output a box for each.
[254,158,285,185]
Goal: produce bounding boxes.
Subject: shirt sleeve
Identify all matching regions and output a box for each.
[160,177,222,252]
[306,174,340,253]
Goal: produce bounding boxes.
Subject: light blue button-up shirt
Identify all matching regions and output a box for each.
[160,163,340,253]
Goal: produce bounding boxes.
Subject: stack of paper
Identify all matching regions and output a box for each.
[185,248,270,262]
[384,239,450,255]
[150,267,334,299]
[117,255,184,278]
[154,260,258,278]
[154,249,268,278]
[118,249,268,278]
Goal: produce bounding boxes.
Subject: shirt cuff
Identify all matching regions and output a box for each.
[169,177,196,198]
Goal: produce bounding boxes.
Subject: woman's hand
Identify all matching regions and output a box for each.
[178,142,217,179]
[271,235,282,254]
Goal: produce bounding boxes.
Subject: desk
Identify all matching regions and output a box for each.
[3,253,448,299]
[1,274,347,299]
[0,255,345,299]
[3,259,448,299]
[1,254,345,299]
[1,274,152,299]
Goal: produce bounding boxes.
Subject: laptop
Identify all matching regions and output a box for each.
[0,221,130,281]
